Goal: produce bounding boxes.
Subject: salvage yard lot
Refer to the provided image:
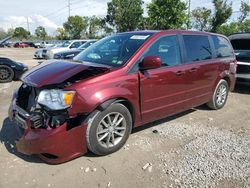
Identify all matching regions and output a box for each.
[0,48,249,188]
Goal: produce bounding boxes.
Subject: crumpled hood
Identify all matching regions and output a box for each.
[21,60,110,88]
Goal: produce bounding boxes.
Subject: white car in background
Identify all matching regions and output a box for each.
[34,43,61,59]
[46,40,87,59]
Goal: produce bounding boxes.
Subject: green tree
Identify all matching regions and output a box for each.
[7,28,14,36]
[191,7,212,31]
[239,19,250,32]
[0,28,7,39]
[99,18,114,36]
[87,16,102,38]
[106,0,144,32]
[211,0,232,32]
[35,26,47,40]
[63,15,88,39]
[217,22,239,36]
[13,27,30,39]
[238,1,250,23]
[147,0,187,30]
[56,27,69,40]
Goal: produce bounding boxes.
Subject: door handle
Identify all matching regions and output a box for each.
[189,68,198,73]
[176,71,185,76]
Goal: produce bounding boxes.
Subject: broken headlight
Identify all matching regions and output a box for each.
[37,89,75,110]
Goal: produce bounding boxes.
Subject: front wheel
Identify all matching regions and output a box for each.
[86,103,132,155]
[0,65,14,83]
[207,79,229,110]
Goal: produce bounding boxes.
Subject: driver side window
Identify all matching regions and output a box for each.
[143,35,181,67]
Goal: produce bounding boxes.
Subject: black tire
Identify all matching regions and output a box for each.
[0,65,14,83]
[86,103,132,155]
[207,79,229,110]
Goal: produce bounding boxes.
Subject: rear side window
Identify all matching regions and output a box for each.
[212,36,234,58]
[183,35,212,62]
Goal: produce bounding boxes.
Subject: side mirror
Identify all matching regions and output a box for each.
[139,56,161,70]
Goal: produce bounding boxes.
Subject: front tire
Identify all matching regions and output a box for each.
[207,79,229,110]
[0,65,14,83]
[86,103,132,155]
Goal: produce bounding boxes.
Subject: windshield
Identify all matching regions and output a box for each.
[74,33,152,67]
[58,41,71,47]
[78,41,96,50]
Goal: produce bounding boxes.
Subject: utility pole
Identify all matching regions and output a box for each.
[187,0,191,29]
[68,0,71,17]
[26,17,30,33]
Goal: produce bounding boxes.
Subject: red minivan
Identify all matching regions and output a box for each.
[9,30,236,164]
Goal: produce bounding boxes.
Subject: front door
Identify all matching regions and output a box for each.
[139,35,188,124]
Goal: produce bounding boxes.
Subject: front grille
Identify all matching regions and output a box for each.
[31,114,44,128]
[42,49,47,53]
[237,64,250,74]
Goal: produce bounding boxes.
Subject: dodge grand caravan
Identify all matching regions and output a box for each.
[9,30,236,164]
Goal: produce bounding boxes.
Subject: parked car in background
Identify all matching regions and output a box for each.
[40,41,54,48]
[13,42,29,48]
[54,40,97,59]
[34,43,63,59]
[0,36,11,47]
[24,42,36,48]
[0,57,28,83]
[229,33,250,84]
[34,42,41,48]
[34,49,44,59]
[8,30,236,164]
[46,40,87,59]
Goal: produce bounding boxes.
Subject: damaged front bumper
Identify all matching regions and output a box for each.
[8,95,88,164]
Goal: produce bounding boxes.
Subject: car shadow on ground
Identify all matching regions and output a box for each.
[0,118,43,163]
[132,109,196,134]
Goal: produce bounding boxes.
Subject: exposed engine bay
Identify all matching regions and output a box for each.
[16,84,69,129]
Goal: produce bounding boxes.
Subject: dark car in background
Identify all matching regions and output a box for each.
[229,33,250,84]
[24,42,36,48]
[54,40,97,59]
[0,57,28,83]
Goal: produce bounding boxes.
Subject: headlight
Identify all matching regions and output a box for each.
[37,89,76,110]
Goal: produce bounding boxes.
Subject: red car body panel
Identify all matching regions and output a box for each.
[8,30,236,164]
[21,60,110,87]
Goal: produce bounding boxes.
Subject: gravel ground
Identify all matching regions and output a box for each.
[155,123,250,188]
[0,48,249,188]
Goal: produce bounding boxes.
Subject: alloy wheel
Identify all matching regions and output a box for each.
[216,84,227,106]
[0,67,11,81]
[96,112,126,148]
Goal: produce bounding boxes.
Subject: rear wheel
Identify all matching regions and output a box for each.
[0,65,14,83]
[86,103,132,155]
[207,79,229,110]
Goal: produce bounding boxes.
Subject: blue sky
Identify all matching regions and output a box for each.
[0,0,245,35]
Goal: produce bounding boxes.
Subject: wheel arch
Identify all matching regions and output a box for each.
[96,98,135,127]
[221,76,231,88]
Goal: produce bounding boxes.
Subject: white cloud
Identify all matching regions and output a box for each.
[33,14,59,30]
[0,15,59,35]
[0,16,31,31]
